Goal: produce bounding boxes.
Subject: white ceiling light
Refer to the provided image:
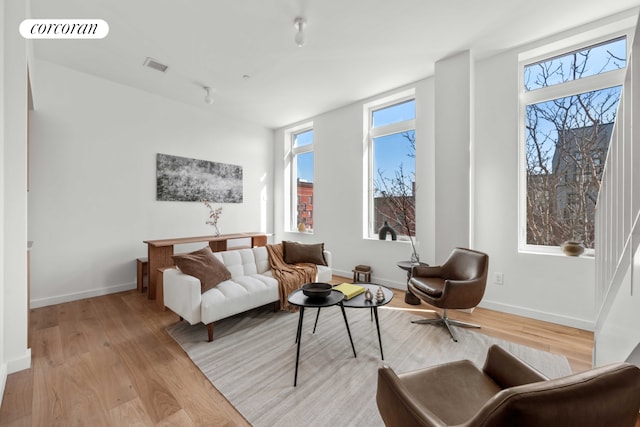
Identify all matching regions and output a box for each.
[293,17,306,47]
[204,86,214,104]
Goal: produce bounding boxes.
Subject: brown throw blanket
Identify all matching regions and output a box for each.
[266,243,317,310]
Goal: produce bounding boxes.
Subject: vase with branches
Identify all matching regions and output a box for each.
[202,200,223,236]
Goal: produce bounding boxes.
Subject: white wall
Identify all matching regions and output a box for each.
[0,0,6,399]
[27,59,274,307]
[2,0,31,389]
[434,51,472,261]
[594,245,640,366]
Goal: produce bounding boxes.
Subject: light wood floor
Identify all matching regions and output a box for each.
[0,279,597,426]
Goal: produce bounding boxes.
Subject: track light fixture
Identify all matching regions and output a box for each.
[203,86,214,104]
[294,17,306,47]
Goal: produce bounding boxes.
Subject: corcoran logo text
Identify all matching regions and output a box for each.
[19,19,109,39]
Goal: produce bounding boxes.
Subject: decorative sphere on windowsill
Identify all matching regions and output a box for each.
[561,241,584,257]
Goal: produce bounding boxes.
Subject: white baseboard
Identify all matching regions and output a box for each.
[0,351,31,403]
[6,348,31,374]
[0,362,7,405]
[30,282,137,309]
[333,268,594,331]
[479,299,595,331]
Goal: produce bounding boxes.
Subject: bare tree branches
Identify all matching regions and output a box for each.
[374,131,417,257]
[526,90,618,248]
[523,39,625,249]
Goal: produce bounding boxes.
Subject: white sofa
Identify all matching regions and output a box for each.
[163,245,332,341]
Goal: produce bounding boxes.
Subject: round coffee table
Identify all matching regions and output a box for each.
[287,288,357,386]
[341,284,393,360]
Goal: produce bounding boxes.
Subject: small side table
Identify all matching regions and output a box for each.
[352,269,371,283]
[397,261,428,305]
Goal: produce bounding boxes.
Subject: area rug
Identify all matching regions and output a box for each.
[167,306,572,427]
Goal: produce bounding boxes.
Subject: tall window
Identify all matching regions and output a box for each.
[520,36,627,251]
[290,127,314,232]
[365,92,416,239]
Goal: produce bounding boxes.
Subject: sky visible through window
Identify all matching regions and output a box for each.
[373,100,416,187]
[297,152,313,182]
[373,99,415,127]
[295,130,314,182]
[374,131,415,189]
[524,37,626,91]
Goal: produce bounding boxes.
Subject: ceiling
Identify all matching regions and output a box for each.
[29,0,640,129]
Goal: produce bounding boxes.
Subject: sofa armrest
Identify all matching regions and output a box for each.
[323,250,332,268]
[483,344,548,389]
[163,268,203,325]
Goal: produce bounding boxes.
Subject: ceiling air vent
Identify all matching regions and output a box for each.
[143,57,168,73]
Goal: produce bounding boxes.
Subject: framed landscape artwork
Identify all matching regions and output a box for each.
[156,153,243,203]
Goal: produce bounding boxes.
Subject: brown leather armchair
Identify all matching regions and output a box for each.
[408,247,488,342]
[376,344,640,427]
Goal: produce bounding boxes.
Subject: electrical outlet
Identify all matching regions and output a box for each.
[494,272,504,285]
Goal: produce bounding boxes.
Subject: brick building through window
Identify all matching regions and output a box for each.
[297,180,313,230]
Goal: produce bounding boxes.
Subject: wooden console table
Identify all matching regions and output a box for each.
[143,232,268,300]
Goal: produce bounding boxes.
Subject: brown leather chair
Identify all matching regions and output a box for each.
[408,247,488,342]
[376,344,640,427]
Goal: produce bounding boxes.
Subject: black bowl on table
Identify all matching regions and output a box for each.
[302,282,332,299]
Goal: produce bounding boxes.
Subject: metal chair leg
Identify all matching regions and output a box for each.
[447,319,481,329]
[442,317,458,342]
[411,309,480,342]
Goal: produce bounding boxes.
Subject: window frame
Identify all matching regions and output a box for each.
[517,29,631,255]
[284,122,314,233]
[363,89,416,240]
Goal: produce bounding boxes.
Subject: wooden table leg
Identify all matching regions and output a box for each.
[156,268,168,311]
[136,259,144,292]
[148,245,174,300]
[252,234,268,247]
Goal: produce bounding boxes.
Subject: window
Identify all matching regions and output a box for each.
[520,36,627,252]
[364,91,416,239]
[286,125,314,232]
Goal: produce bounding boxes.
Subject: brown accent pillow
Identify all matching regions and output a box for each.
[282,241,327,266]
[172,247,231,294]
